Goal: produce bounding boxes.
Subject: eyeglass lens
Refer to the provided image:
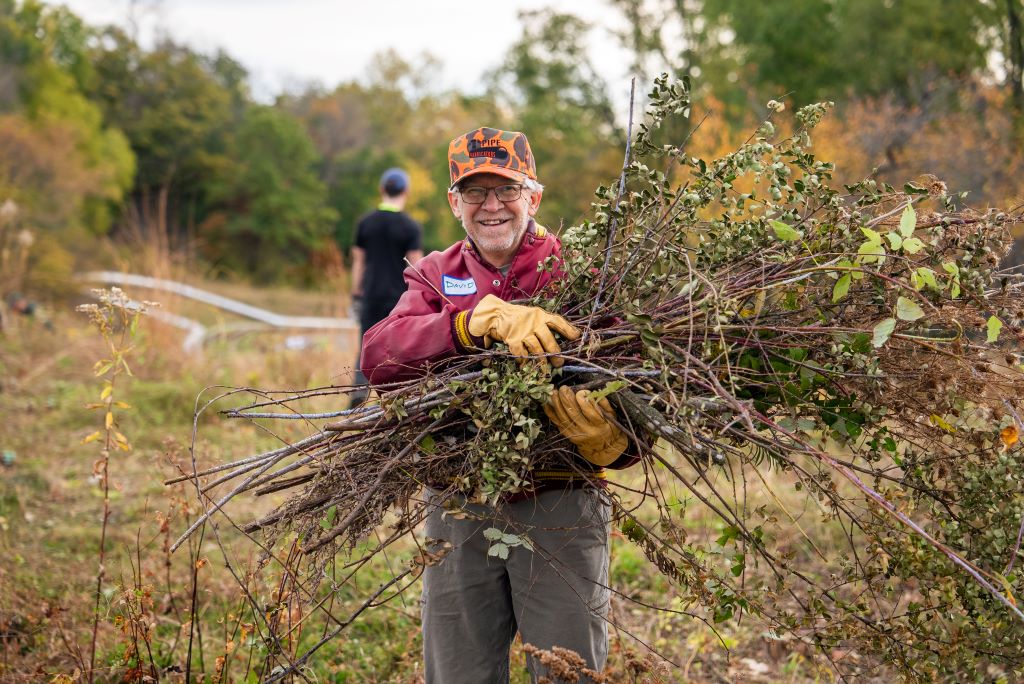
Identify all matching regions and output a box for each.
[460,185,522,204]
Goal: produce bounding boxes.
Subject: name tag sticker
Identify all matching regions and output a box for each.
[442,275,477,296]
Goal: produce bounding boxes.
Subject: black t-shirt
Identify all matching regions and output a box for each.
[354,207,423,301]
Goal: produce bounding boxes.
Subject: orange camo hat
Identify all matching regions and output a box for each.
[447,127,537,189]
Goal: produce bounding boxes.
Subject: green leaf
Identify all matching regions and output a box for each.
[872,318,896,348]
[857,238,886,264]
[796,418,817,433]
[885,232,902,250]
[487,543,509,559]
[860,227,882,243]
[770,220,802,241]
[483,527,503,542]
[319,505,337,530]
[835,259,860,280]
[837,259,863,281]
[901,237,925,254]
[716,524,741,546]
[987,315,1003,343]
[625,312,653,327]
[899,203,916,238]
[911,267,937,291]
[941,261,961,298]
[677,280,699,298]
[896,296,925,322]
[418,434,436,454]
[832,273,852,303]
[590,380,626,402]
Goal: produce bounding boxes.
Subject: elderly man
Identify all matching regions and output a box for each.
[360,127,637,683]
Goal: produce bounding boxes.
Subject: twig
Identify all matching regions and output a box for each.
[592,76,637,315]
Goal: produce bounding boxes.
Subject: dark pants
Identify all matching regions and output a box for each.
[351,296,400,405]
[421,488,611,683]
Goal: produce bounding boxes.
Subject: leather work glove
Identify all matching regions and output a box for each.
[544,386,628,466]
[468,294,580,366]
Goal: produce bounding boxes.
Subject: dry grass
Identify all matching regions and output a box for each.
[0,291,360,681]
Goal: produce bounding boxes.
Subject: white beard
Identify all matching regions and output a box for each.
[462,216,529,261]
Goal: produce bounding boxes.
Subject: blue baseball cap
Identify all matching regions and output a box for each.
[380,167,410,196]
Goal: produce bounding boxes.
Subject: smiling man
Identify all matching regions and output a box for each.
[360,127,638,683]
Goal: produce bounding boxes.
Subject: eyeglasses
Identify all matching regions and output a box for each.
[457,184,525,204]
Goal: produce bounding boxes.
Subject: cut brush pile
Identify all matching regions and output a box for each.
[173,77,1024,680]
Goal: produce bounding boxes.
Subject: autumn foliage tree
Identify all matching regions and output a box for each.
[0,0,134,292]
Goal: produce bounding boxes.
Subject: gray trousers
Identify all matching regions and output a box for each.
[421,487,611,683]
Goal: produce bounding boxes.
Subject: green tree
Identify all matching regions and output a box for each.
[283,53,502,254]
[200,106,337,283]
[608,0,706,89]
[88,30,238,252]
[615,0,997,110]
[487,10,624,229]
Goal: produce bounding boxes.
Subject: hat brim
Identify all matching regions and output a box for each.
[449,166,530,190]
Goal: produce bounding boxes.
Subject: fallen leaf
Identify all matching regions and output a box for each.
[930,414,956,433]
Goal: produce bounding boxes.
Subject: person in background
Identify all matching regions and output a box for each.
[349,167,423,404]
[1,292,52,332]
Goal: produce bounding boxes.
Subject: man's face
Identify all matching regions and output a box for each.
[447,173,541,268]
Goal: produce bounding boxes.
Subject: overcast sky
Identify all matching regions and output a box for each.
[57,0,640,114]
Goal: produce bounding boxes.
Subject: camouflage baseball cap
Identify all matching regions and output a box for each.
[448,127,537,189]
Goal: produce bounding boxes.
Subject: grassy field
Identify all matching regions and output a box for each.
[0,284,890,683]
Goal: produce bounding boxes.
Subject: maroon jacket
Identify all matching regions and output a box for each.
[361,221,558,383]
[360,221,637,492]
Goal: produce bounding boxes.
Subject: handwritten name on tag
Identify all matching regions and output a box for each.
[442,275,477,296]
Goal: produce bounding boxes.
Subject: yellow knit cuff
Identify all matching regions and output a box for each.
[453,310,476,352]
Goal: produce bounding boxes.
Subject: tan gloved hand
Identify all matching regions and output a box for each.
[544,386,628,466]
[468,294,580,366]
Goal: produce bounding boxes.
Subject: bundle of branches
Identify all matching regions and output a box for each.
[175,77,1024,679]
